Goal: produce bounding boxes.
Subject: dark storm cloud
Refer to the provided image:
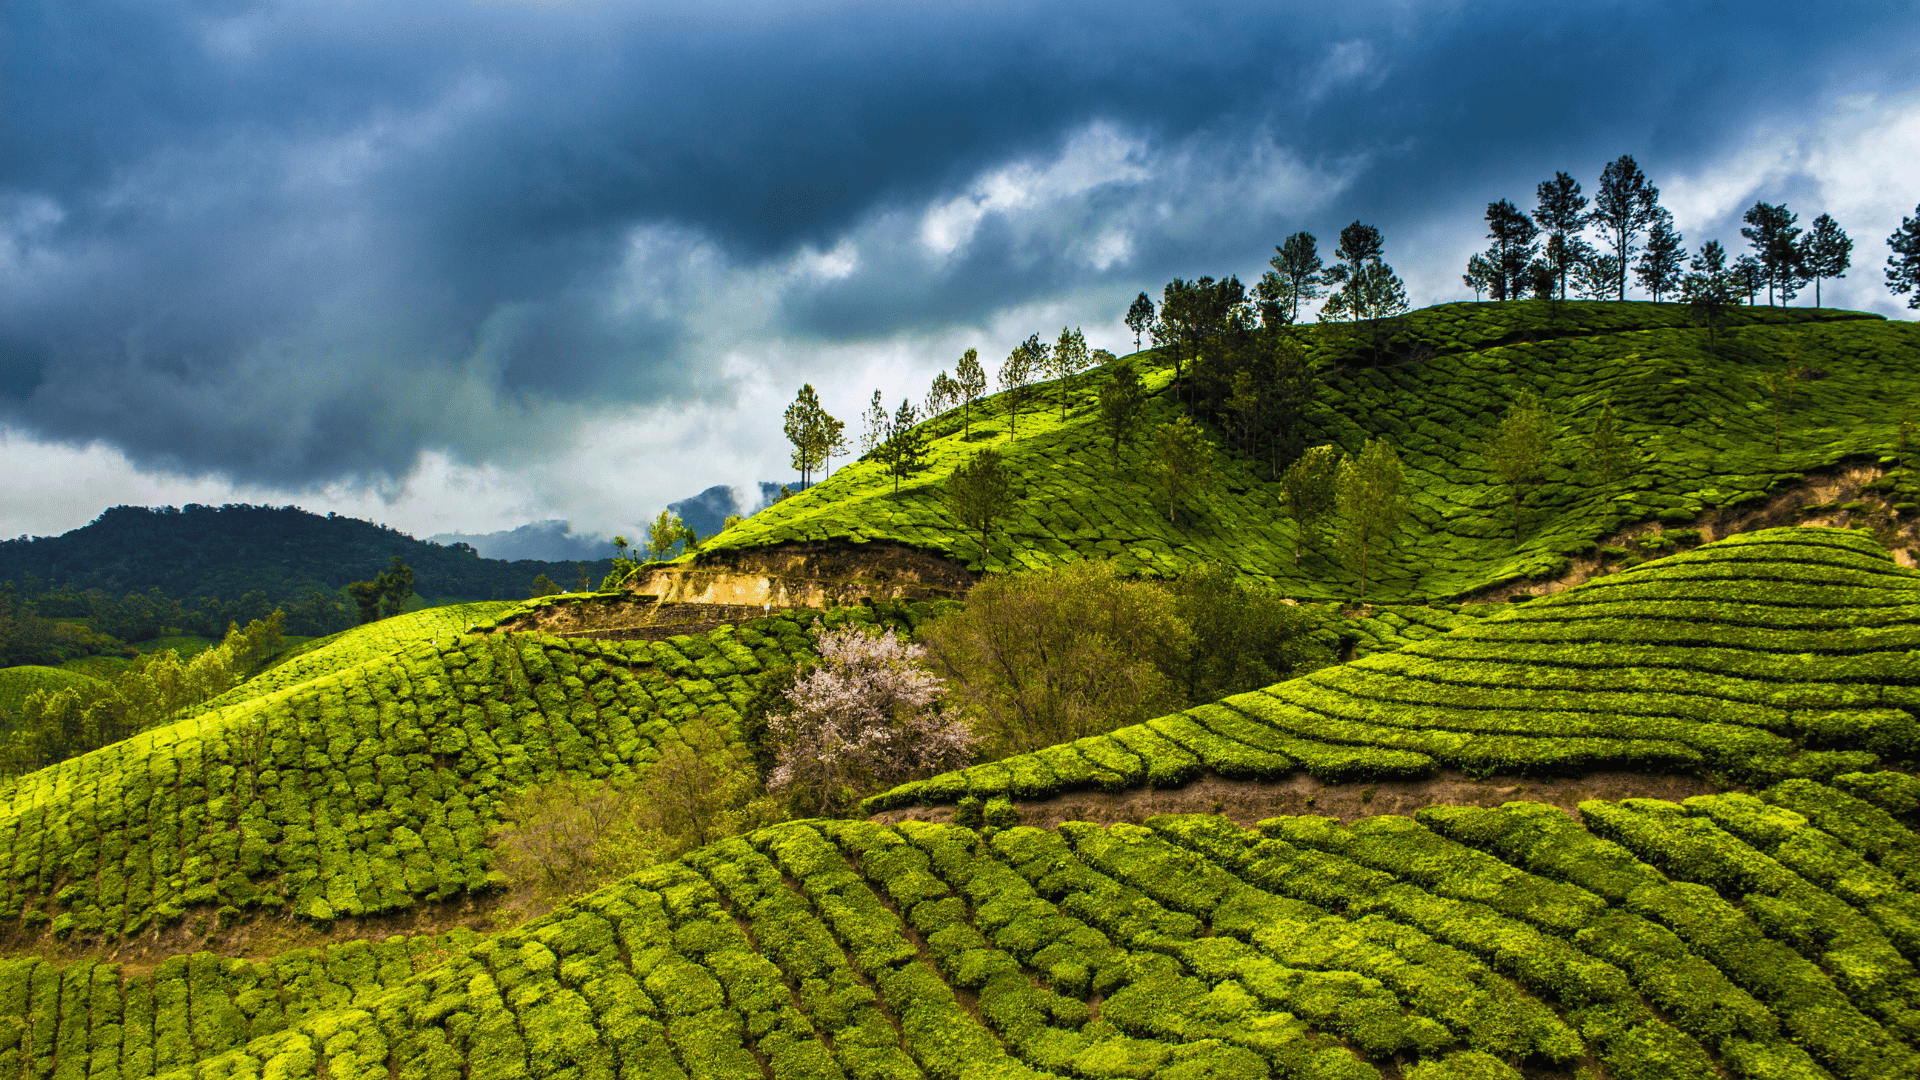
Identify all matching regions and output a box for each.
[0,0,1913,485]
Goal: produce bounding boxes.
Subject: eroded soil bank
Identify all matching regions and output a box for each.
[869,769,1727,830]
[638,540,975,608]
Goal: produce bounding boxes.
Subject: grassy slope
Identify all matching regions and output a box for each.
[705,301,1916,600]
[124,779,1920,1080]
[871,527,1920,811]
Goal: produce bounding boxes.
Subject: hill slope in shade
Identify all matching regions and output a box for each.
[704,302,1917,601]
[869,527,1920,812]
[104,783,1920,1080]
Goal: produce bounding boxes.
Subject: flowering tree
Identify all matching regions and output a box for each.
[767,623,974,815]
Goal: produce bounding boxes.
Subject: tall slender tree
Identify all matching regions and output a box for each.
[1051,326,1090,420]
[945,448,1014,561]
[1462,253,1496,301]
[1258,232,1324,325]
[1585,399,1633,504]
[1592,155,1662,300]
[1150,415,1216,524]
[954,348,987,437]
[999,335,1045,436]
[860,390,889,455]
[1683,240,1739,340]
[924,371,959,422]
[1741,202,1805,306]
[1889,205,1920,309]
[1280,445,1340,564]
[1125,293,1156,352]
[1801,213,1853,308]
[1097,363,1147,463]
[1334,438,1406,602]
[1633,209,1685,302]
[1533,171,1590,299]
[782,384,827,487]
[1325,222,1384,288]
[1484,199,1539,301]
[1483,393,1557,539]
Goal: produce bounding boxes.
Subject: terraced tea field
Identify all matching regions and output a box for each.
[0,603,927,942]
[706,302,1919,600]
[33,778,1913,1080]
[0,667,105,716]
[869,527,1920,811]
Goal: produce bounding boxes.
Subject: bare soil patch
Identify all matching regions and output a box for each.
[641,540,976,608]
[491,592,775,643]
[869,769,1725,830]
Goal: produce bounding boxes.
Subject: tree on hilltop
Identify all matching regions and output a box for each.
[1683,240,1740,340]
[1050,326,1090,420]
[1462,253,1496,301]
[877,399,924,494]
[1154,276,1250,381]
[924,370,959,422]
[1321,227,1409,358]
[782,383,839,487]
[1257,232,1324,326]
[1741,201,1807,306]
[999,335,1046,436]
[1634,209,1685,302]
[1533,171,1590,299]
[1126,293,1156,352]
[1889,205,1920,308]
[860,390,889,455]
[1483,199,1538,301]
[346,556,414,623]
[954,348,987,437]
[1593,155,1662,300]
[645,511,687,563]
[1801,213,1852,308]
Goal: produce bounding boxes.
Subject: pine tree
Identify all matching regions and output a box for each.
[1633,209,1685,302]
[1593,155,1662,300]
[1125,293,1156,352]
[1258,231,1323,325]
[1801,213,1852,308]
[879,400,923,494]
[782,384,826,487]
[1533,171,1590,299]
[954,348,987,437]
[1741,201,1805,306]
[1484,199,1538,301]
[860,389,889,455]
[1888,204,1920,309]
[1462,252,1496,301]
[1051,326,1089,420]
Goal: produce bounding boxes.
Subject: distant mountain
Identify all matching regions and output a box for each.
[0,504,611,602]
[428,520,613,562]
[668,482,800,540]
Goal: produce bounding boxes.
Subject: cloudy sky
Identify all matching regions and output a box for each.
[3,0,1917,544]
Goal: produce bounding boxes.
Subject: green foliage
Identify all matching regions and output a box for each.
[1333,438,1406,599]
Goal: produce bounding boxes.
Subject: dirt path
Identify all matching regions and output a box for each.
[869,769,1726,830]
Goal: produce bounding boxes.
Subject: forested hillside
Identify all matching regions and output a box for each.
[0,504,613,603]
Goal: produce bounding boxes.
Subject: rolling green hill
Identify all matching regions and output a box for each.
[704,302,1917,600]
[869,527,1919,812]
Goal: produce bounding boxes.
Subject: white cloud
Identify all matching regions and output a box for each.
[1305,39,1385,103]
[1657,88,1920,315]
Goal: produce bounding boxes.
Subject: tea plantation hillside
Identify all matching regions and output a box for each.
[870,527,1920,812]
[0,666,105,716]
[188,601,527,717]
[705,302,1918,600]
[76,781,1920,1080]
[0,603,941,942]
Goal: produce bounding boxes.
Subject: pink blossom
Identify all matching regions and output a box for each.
[768,622,975,814]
